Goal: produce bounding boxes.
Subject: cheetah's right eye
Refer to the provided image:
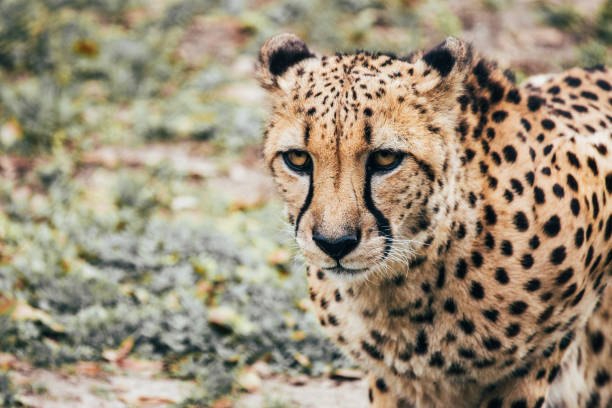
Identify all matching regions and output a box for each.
[282,150,312,173]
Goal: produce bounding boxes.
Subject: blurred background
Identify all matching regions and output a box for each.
[0,0,610,407]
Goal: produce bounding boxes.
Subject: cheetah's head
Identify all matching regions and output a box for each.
[258,34,473,281]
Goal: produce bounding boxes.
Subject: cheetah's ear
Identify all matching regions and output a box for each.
[414,37,473,97]
[257,33,315,90]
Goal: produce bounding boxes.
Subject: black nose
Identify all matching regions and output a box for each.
[312,230,360,261]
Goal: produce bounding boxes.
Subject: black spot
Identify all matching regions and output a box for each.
[541,119,555,130]
[567,151,581,168]
[605,215,612,241]
[550,246,567,265]
[447,362,466,376]
[361,340,384,360]
[509,301,527,315]
[552,183,564,198]
[529,235,540,249]
[521,254,534,269]
[436,264,446,288]
[513,211,529,231]
[506,89,521,104]
[483,336,501,350]
[505,323,520,337]
[458,318,475,334]
[502,145,517,163]
[562,283,577,299]
[527,95,544,111]
[306,107,316,116]
[596,79,611,91]
[587,157,599,176]
[564,76,581,87]
[556,268,574,285]
[543,215,561,237]
[510,179,523,195]
[595,369,610,386]
[429,351,445,368]
[500,240,513,256]
[566,174,578,191]
[495,268,509,284]
[484,205,497,225]
[570,198,580,216]
[581,90,598,100]
[473,60,490,87]
[534,186,547,204]
[483,309,499,322]
[590,331,604,354]
[525,279,541,292]
[547,365,560,383]
[364,123,372,144]
[492,110,508,123]
[458,347,475,359]
[444,298,457,313]
[364,107,373,117]
[559,330,574,350]
[470,281,485,300]
[521,118,531,131]
[455,258,468,279]
[471,251,483,268]
[423,47,455,77]
[415,329,428,354]
[375,377,388,392]
[537,307,555,326]
[572,104,588,113]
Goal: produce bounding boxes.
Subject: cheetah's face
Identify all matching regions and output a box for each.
[258,34,471,280]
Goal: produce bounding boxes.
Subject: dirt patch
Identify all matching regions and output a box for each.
[237,376,368,408]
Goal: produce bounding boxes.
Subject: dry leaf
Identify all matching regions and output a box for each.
[330,368,363,380]
[293,352,310,368]
[103,337,134,364]
[11,300,64,332]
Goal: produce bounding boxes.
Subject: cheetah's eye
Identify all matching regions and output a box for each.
[368,150,405,173]
[282,150,312,173]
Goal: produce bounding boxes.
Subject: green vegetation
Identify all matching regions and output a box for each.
[0,0,609,406]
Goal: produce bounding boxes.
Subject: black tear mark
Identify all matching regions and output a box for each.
[295,172,314,235]
[364,168,392,258]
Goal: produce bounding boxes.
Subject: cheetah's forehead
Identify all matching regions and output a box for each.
[269,54,441,160]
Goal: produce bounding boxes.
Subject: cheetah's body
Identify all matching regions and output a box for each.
[257,35,612,407]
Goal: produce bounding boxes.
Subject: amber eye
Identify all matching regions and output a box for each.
[368,150,405,172]
[282,150,312,173]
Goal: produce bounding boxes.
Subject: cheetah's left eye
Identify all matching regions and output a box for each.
[368,150,405,173]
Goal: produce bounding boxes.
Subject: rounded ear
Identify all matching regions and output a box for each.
[422,36,472,78]
[256,33,315,90]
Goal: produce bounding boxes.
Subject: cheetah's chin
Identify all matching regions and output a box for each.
[321,265,369,278]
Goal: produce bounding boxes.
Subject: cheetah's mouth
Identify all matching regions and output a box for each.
[322,265,368,275]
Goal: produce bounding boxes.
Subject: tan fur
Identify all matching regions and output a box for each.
[258,35,612,407]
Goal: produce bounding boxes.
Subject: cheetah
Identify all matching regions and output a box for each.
[257,33,612,407]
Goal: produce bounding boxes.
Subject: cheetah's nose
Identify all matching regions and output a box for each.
[312,229,360,261]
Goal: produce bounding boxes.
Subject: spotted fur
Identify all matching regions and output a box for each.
[258,34,612,407]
